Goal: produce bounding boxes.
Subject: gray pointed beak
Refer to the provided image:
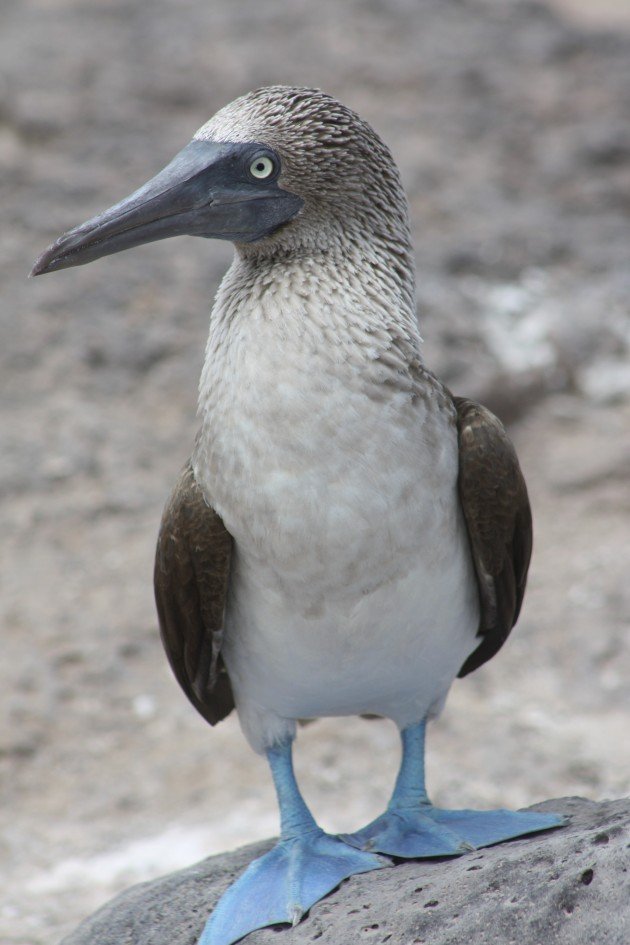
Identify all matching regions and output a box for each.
[31,140,303,276]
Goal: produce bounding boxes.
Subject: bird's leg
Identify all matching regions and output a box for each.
[341,720,567,858]
[198,739,389,945]
[387,719,430,809]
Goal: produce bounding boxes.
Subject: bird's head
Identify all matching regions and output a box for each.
[31,86,411,275]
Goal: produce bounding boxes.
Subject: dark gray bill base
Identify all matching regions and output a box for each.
[30,139,303,276]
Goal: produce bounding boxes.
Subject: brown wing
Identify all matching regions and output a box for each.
[154,461,235,724]
[454,397,533,678]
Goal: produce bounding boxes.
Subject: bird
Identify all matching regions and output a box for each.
[32,86,566,945]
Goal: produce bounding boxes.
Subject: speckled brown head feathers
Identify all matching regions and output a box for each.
[196,86,415,313]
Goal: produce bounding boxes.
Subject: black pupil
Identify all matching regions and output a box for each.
[256,161,266,172]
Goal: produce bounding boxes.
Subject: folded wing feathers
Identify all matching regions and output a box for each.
[453,397,532,678]
[154,461,234,725]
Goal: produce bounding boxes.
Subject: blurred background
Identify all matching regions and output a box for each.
[1,0,629,942]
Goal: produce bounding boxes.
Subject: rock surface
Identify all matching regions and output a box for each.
[62,797,628,945]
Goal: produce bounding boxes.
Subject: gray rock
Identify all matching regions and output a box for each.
[61,797,629,945]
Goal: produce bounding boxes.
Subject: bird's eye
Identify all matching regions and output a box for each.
[249,155,276,180]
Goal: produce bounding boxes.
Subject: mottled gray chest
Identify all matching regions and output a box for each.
[193,295,458,601]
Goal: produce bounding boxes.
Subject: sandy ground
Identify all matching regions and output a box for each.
[1,2,629,943]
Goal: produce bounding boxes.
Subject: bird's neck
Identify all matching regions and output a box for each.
[197,236,426,444]
[194,239,434,556]
[208,237,421,362]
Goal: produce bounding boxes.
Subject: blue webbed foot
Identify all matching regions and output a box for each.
[342,721,568,859]
[198,828,389,945]
[342,804,568,858]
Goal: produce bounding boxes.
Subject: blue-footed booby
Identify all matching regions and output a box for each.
[32,86,566,945]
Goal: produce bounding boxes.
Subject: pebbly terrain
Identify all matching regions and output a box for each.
[1,1,629,943]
